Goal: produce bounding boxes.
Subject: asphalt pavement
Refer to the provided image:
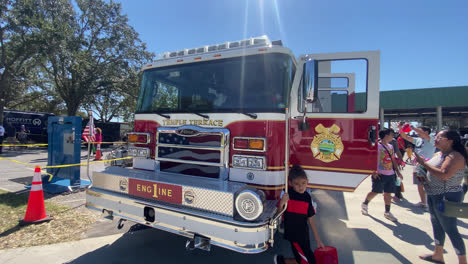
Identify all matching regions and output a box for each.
[1,148,467,263]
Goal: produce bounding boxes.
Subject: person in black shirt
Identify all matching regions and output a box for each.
[274,165,324,264]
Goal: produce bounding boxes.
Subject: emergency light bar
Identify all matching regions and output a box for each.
[157,35,272,61]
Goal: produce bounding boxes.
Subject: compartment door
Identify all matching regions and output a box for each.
[289,51,380,191]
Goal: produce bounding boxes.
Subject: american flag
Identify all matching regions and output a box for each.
[158,133,221,178]
[82,119,96,143]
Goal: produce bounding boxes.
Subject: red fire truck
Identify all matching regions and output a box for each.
[86,36,379,253]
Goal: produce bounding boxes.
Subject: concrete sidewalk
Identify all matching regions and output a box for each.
[0,234,123,264]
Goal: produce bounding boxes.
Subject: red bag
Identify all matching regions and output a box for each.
[314,246,338,264]
[401,123,412,133]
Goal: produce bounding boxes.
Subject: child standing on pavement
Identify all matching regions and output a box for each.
[274,165,324,264]
[361,128,402,222]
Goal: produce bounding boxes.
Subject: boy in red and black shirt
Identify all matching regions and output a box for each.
[274,165,324,264]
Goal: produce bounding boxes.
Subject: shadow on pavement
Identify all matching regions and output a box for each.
[29,157,48,163]
[0,148,48,158]
[9,176,33,185]
[67,226,277,264]
[312,189,412,264]
[368,215,434,251]
[67,190,413,264]
[390,198,427,215]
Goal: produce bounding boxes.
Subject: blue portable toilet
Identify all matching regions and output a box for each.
[44,116,90,193]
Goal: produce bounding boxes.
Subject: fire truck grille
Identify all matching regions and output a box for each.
[159,161,220,178]
[156,126,230,179]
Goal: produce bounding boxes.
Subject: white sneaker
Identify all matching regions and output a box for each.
[361,203,368,215]
[384,212,398,222]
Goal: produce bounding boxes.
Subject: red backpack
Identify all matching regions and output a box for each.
[314,246,338,264]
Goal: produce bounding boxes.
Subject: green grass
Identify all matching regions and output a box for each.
[0,189,96,249]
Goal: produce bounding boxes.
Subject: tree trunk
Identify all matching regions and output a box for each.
[0,78,7,123]
[65,99,80,116]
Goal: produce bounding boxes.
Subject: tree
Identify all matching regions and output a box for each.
[0,0,45,123]
[85,71,141,122]
[40,0,153,117]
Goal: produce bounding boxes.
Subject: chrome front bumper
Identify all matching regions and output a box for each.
[86,188,277,253]
[86,166,278,253]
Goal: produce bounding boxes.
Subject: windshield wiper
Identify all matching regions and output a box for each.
[240,112,257,119]
[156,113,170,119]
[192,112,209,119]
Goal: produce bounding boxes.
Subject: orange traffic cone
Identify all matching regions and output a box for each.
[94,143,102,161]
[20,166,51,226]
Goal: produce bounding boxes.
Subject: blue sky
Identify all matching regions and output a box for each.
[117,0,468,91]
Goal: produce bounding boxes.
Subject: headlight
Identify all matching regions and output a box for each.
[247,157,263,169]
[128,148,149,158]
[128,148,136,156]
[138,149,148,157]
[232,155,265,170]
[235,189,265,221]
[233,156,248,167]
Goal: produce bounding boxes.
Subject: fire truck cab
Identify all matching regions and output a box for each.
[86,36,379,253]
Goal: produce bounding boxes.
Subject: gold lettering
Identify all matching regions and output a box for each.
[167,189,172,197]
[137,184,141,192]
[161,118,224,127]
[161,189,166,196]
[152,184,158,198]
[141,185,152,193]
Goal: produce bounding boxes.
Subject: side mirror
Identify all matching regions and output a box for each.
[303,59,318,103]
[299,59,318,131]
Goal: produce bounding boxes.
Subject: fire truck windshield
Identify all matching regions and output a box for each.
[136,53,295,114]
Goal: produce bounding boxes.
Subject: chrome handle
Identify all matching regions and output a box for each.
[368,125,377,146]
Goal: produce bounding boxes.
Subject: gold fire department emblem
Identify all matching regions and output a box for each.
[310,124,344,163]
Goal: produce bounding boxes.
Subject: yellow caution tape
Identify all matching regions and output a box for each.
[0,157,54,180]
[0,141,128,147]
[41,157,132,169]
[84,141,127,144]
[0,156,36,167]
[0,143,48,147]
[0,156,132,182]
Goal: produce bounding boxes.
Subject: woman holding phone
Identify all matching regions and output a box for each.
[415,130,467,264]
